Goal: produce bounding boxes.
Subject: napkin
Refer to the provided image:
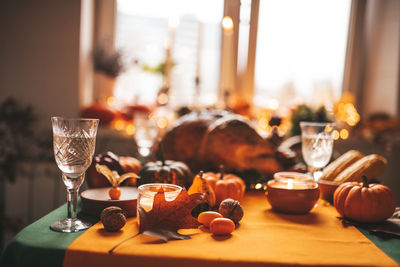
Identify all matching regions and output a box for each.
[340,207,400,237]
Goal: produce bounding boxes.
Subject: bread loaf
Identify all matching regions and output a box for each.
[333,154,387,183]
[321,150,364,181]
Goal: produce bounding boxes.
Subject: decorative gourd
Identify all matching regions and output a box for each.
[139,143,193,188]
[333,176,396,223]
[321,150,364,181]
[95,164,139,200]
[203,166,245,205]
[333,154,387,183]
[87,152,141,188]
[188,171,216,207]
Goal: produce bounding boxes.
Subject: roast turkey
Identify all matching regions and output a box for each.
[161,110,295,176]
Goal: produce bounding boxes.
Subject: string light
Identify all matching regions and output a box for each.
[112,119,125,131]
[125,123,135,136]
[258,117,270,131]
[335,97,360,127]
[157,117,168,129]
[333,130,340,140]
[340,129,349,140]
[157,93,169,105]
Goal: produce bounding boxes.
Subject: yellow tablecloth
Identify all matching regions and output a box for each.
[63,192,397,267]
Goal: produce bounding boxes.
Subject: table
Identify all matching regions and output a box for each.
[1,193,400,267]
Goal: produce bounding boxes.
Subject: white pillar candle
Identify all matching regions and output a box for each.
[220,16,235,107]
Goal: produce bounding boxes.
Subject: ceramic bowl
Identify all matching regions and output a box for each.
[81,187,138,217]
[317,179,341,203]
[265,180,320,214]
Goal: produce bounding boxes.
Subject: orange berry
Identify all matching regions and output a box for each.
[210,218,235,235]
[109,187,121,200]
[198,211,223,227]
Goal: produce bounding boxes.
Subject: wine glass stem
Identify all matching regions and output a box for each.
[63,173,84,221]
[67,189,78,220]
[308,166,322,181]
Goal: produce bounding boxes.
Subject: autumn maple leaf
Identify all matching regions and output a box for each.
[109,188,205,253]
[138,188,205,242]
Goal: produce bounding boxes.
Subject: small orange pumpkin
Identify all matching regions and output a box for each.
[203,166,245,205]
[333,176,396,223]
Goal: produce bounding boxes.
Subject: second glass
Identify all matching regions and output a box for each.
[300,121,334,181]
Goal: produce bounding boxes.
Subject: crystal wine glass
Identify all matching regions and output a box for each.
[51,117,99,232]
[300,121,334,181]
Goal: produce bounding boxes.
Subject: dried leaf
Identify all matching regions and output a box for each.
[109,189,205,254]
[138,188,205,242]
[95,164,139,187]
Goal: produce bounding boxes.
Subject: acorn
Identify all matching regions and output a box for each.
[100,206,126,232]
[218,199,244,224]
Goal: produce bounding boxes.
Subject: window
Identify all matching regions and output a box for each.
[109,0,351,114]
[254,0,351,112]
[114,0,224,107]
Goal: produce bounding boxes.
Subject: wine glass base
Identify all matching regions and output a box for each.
[313,170,323,181]
[50,218,92,233]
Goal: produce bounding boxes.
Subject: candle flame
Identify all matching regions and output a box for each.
[287,179,294,189]
[222,16,233,30]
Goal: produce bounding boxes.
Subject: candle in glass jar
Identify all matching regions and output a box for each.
[138,188,182,212]
[137,183,182,211]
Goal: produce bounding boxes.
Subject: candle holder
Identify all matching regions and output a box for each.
[266,172,320,214]
[137,183,182,226]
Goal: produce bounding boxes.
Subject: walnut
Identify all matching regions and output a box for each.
[218,199,244,224]
[100,206,126,232]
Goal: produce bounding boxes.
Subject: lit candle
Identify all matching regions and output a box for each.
[265,178,320,214]
[269,181,315,190]
[219,16,235,107]
[137,184,182,214]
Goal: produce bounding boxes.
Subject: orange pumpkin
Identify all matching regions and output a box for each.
[203,167,245,205]
[333,176,396,223]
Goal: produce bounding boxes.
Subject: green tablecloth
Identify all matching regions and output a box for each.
[1,202,400,267]
[0,200,98,267]
[358,228,400,264]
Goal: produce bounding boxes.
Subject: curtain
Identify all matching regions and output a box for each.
[343,0,400,119]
